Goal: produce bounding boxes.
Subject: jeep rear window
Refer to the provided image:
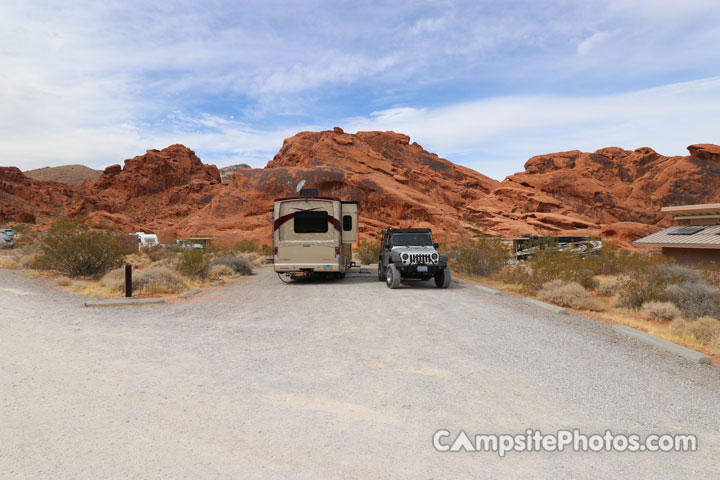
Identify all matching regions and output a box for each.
[294,211,328,233]
[391,233,433,246]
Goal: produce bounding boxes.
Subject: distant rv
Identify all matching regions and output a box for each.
[273,190,358,279]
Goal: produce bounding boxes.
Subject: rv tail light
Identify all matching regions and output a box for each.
[273,247,278,257]
[335,246,340,258]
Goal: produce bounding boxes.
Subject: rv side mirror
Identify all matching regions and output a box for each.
[433,242,439,248]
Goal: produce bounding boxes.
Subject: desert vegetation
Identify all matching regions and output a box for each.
[446,236,508,276]
[36,217,130,278]
[355,238,381,265]
[0,220,259,297]
[448,236,720,357]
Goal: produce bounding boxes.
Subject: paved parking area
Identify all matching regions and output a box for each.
[2,268,719,478]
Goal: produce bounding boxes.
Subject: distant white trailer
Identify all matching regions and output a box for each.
[134,232,159,249]
[273,194,359,279]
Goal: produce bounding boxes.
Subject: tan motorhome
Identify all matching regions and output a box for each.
[273,193,359,279]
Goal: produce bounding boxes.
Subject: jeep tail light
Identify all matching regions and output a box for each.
[335,246,340,258]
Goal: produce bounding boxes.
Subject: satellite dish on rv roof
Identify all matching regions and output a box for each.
[296,180,306,193]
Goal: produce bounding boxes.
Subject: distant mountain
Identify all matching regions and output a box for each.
[23,165,102,186]
[2,129,719,247]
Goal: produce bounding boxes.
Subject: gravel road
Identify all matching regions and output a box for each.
[2,267,719,479]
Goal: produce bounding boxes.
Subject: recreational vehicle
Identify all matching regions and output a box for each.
[273,192,359,279]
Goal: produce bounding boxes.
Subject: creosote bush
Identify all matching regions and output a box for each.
[447,236,509,277]
[355,238,382,265]
[210,255,253,276]
[537,280,604,311]
[640,301,681,322]
[176,249,210,279]
[512,249,598,293]
[37,217,129,278]
[615,258,669,310]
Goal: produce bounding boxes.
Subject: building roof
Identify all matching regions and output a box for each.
[662,203,720,218]
[634,224,720,249]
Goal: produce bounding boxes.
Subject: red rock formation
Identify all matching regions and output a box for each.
[2,133,719,249]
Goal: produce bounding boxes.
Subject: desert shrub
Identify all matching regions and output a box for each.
[586,243,642,275]
[672,316,720,343]
[640,301,681,322]
[176,249,210,279]
[102,265,188,294]
[210,255,253,275]
[517,249,597,293]
[447,236,509,276]
[209,264,234,278]
[659,263,705,285]
[597,277,618,296]
[55,277,72,287]
[234,239,263,253]
[137,266,188,294]
[235,251,267,267]
[36,217,129,277]
[664,281,720,319]
[537,280,605,311]
[142,245,177,262]
[0,256,19,269]
[355,238,382,265]
[17,254,38,268]
[616,260,668,310]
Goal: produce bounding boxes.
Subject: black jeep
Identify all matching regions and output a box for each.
[377,228,451,289]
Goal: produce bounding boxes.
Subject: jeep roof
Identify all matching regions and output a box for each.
[382,228,432,234]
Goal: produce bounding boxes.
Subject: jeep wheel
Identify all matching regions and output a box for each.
[377,262,385,281]
[386,264,401,289]
[434,265,451,288]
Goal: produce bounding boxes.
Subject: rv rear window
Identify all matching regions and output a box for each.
[294,211,328,233]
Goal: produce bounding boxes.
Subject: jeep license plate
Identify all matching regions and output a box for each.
[417,266,428,272]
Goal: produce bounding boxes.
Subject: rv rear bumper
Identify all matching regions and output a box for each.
[274,262,341,273]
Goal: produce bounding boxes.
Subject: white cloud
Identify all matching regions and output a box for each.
[577,31,612,56]
[2,0,720,177]
[343,77,720,179]
[411,16,450,35]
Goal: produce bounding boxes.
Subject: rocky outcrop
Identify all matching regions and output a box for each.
[2,134,719,249]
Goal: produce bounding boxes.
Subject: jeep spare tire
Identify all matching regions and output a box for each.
[435,265,451,288]
[386,264,401,289]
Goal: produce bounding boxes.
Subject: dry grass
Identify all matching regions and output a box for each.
[597,277,618,296]
[55,277,72,287]
[209,264,234,279]
[640,301,681,322]
[599,311,713,355]
[237,252,267,268]
[538,280,605,311]
[672,316,720,344]
[17,254,38,268]
[0,256,19,269]
[102,265,188,295]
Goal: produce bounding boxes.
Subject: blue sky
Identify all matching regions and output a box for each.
[1,0,720,179]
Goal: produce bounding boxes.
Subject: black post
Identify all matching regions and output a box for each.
[125,264,132,298]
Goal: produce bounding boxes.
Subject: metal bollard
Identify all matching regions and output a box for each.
[125,264,132,297]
